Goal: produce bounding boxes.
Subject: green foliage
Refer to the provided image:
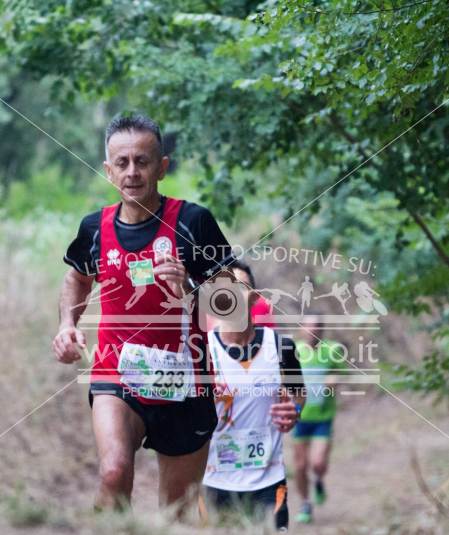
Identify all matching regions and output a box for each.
[6,165,92,217]
[158,163,202,204]
[3,162,121,218]
[0,55,109,199]
[5,1,448,223]
[3,161,201,219]
[1,0,449,397]
[394,349,449,401]
[392,312,449,400]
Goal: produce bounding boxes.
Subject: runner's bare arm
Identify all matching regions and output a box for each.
[53,268,95,364]
[270,337,307,431]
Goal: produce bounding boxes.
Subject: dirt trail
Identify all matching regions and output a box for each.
[1,382,448,534]
[3,223,446,533]
[284,392,449,534]
[132,389,449,533]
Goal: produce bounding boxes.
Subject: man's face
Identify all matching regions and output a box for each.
[103,129,169,205]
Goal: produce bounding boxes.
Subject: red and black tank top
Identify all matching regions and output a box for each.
[91,198,210,404]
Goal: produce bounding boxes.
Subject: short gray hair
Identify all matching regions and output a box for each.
[105,112,163,159]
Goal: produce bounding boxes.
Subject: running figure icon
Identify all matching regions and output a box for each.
[314,282,351,315]
[297,276,314,317]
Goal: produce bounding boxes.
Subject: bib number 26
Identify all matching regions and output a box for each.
[247,442,265,458]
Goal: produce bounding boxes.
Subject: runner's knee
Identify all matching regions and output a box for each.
[294,456,308,472]
[310,459,327,476]
[100,455,132,490]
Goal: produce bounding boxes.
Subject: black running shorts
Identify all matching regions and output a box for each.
[204,479,289,531]
[89,383,218,456]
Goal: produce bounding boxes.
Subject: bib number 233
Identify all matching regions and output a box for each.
[118,342,193,401]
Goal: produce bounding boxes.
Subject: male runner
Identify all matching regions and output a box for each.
[292,317,345,523]
[202,261,306,531]
[52,113,234,513]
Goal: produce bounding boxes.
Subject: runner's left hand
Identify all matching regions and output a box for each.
[154,253,187,298]
[270,393,297,433]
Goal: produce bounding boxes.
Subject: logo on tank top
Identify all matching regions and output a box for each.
[106,248,122,268]
[153,236,173,256]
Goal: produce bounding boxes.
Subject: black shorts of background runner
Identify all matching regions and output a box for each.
[89,383,218,456]
[205,479,289,531]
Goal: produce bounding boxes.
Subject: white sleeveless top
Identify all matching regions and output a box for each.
[203,327,285,492]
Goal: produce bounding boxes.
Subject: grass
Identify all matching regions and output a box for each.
[1,214,449,534]
[2,488,49,528]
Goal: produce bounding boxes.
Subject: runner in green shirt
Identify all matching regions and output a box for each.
[292,317,346,523]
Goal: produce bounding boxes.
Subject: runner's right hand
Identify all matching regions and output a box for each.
[52,326,86,363]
